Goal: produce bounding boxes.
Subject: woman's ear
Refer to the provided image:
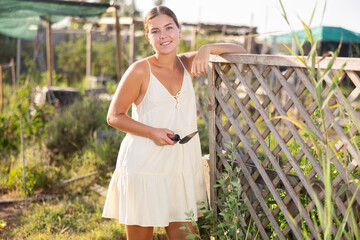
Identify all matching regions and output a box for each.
[179,25,182,38]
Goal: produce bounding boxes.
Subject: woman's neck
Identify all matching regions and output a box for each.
[153,52,178,70]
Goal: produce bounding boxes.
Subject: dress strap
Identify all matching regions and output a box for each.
[145,59,152,72]
[176,55,186,70]
[177,55,191,78]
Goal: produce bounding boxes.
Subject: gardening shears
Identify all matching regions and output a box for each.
[167,131,198,144]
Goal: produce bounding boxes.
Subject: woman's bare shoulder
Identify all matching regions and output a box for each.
[124,58,150,80]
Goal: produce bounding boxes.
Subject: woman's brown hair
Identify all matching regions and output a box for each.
[144,6,179,33]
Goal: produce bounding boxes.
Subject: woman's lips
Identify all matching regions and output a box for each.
[160,41,171,46]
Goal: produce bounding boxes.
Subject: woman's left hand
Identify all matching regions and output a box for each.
[191,45,210,76]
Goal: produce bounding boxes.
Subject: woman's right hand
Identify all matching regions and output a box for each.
[150,128,177,146]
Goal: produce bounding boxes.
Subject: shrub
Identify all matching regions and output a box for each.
[55,36,86,85]
[0,81,53,171]
[183,142,258,240]
[45,97,109,157]
[7,166,44,197]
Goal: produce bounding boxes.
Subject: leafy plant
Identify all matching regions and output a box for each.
[55,36,86,85]
[277,0,360,239]
[7,166,44,197]
[45,97,108,157]
[183,142,258,239]
[92,39,117,77]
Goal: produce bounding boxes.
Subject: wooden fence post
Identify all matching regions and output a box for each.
[208,61,218,218]
[86,24,93,77]
[11,58,16,92]
[129,20,135,65]
[20,117,27,199]
[46,20,53,86]
[114,6,122,82]
[0,65,3,112]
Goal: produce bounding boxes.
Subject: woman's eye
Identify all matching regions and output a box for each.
[166,26,173,30]
[151,30,158,34]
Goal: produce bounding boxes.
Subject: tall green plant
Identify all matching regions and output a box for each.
[278,0,360,239]
[183,142,258,240]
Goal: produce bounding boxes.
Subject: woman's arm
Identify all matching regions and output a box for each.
[107,60,175,146]
[180,43,246,77]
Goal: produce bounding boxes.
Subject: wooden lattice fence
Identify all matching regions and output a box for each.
[205,54,360,239]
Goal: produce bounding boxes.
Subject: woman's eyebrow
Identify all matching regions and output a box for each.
[150,22,175,31]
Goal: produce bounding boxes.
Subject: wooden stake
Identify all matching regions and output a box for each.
[11,58,16,92]
[46,21,53,86]
[16,39,21,80]
[20,116,27,199]
[86,25,93,77]
[129,21,135,65]
[207,61,218,218]
[114,7,122,82]
[0,65,3,112]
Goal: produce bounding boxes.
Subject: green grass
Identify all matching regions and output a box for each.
[2,188,167,239]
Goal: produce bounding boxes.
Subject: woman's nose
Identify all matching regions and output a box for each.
[159,31,166,38]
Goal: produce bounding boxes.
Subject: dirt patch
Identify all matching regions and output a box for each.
[0,201,25,235]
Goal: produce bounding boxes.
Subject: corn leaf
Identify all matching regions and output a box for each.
[272,116,326,145]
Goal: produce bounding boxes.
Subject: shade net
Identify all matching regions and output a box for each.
[274,26,360,44]
[0,0,110,40]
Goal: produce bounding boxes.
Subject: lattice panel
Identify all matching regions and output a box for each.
[207,54,360,240]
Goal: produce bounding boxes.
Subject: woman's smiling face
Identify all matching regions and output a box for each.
[146,14,181,55]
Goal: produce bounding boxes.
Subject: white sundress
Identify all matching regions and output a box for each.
[102,57,207,227]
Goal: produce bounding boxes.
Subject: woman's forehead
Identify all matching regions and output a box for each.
[148,14,176,29]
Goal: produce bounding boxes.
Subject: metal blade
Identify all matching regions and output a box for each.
[179,131,198,144]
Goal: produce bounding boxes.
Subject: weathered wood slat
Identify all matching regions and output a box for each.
[271,66,325,141]
[210,54,360,71]
[216,65,317,239]
[208,54,360,239]
[213,128,270,240]
[214,113,284,240]
[249,65,326,184]
[252,64,357,233]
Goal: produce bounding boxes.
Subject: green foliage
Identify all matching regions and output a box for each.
[55,36,86,85]
[198,117,209,154]
[92,39,117,77]
[3,191,167,239]
[7,166,44,197]
[105,79,118,95]
[5,195,118,239]
[0,113,19,155]
[135,33,154,58]
[184,142,258,239]
[45,97,108,156]
[278,0,360,239]
[87,131,125,171]
[178,38,191,54]
[0,82,53,158]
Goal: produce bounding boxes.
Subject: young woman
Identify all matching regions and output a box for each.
[102,6,246,240]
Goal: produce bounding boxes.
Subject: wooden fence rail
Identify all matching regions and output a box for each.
[205,53,360,239]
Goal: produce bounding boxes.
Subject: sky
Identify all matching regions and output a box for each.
[133,0,360,36]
